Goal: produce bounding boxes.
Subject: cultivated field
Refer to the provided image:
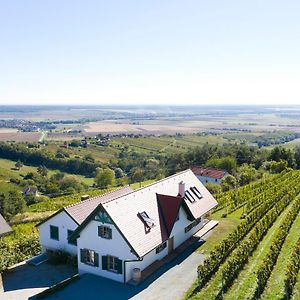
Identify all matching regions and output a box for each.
[186,170,300,300]
[0,131,42,142]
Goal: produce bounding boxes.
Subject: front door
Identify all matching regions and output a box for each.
[168,237,174,254]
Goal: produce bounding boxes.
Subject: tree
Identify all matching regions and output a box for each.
[205,183,222,194]
[131,167,145,183]
[206,156,237,173]
[237,164,258,186]
[15,160,23,170]
[114,168,125,179]
[221,175,237,191]
[37,165,48,177]
[95,168,115,188]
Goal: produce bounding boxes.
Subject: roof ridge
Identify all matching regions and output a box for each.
[101,169,191,206]
[131,169,191,192]
[64,186,131,210]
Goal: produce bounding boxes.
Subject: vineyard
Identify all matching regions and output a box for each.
[186,170,300,300]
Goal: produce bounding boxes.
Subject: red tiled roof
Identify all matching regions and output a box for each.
[0,213,12,237]
[64,186,133,224]
[191,166,226,179]
[157,194,183,236]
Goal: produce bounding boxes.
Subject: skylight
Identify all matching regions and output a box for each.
[138,211,155,230]
[190,186,203,199]
[185,190,196,203]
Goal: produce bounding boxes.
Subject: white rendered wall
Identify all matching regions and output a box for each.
[38,211,78,255]
[77,220,136,282]
[196,175,222,185]
[125,243,168,282]
[169,207,202,249]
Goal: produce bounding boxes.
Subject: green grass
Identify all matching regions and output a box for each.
[196,208,243,255]
[223,203,293,300]
[260,211,300,300]
[129,179,156,190]
[0,157,94,186]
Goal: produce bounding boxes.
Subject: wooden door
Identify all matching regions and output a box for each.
[168,237,174,254]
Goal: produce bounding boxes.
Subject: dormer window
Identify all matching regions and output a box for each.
[138,211,155,233]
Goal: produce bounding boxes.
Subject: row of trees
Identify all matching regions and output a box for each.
[0,143,100,176]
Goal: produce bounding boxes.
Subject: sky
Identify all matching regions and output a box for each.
[0,0,300,106]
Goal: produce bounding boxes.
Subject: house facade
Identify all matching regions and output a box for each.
[37,170,218,283]
[191,166,228,185]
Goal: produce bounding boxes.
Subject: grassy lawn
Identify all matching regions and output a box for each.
[223,203,293,300]
[196,207,243,255]
[0,157,94,186]
[261,211,300,300]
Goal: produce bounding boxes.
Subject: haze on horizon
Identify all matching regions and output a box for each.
[0,0,299,106]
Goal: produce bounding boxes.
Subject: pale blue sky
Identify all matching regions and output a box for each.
[0,0,299,105]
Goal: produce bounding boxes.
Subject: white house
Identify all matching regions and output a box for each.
[37,187,133,256]
[37,169,218,283]
[191,166,228,185]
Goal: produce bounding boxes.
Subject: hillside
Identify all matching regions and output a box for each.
[186,170,300,300]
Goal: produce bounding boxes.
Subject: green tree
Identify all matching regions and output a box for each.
[37,165,48,177]
[221,175,237,191]
[15,160,23,170]
[95,168,115,188]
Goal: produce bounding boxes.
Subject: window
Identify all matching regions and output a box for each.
[98,226,112,239]
[102,255,123,274]
[190,186,203,199]
[184,217,202,233]
[175,212,180,222]
[50,225,59,240]
[138,211,155,233]
[156,241,167,254]
[80,249,99,267]
[67,230,77,246]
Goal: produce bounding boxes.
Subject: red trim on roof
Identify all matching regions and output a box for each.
[157,194,183,237]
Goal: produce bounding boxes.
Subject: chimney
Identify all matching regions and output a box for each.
[178,181,185,197]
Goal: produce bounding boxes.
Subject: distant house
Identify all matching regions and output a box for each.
[37,170,218,283]
[23,186,38,196]
[0,213,13,238]
[191,166,228,185]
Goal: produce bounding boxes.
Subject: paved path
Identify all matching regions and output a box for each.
[0,261,76,300]
[131,252,204,300]
[44,240,205,300]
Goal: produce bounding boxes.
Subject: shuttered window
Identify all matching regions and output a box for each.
[98,226,112,239]
[80,249,99,267]
[101,255,122,274]
[50,225,59,240]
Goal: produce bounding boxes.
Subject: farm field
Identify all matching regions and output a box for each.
[186,170,300,300]
[0,131,42,142]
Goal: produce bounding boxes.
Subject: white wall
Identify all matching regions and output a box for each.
[125,243,168,282]
[77,220,136,283]
[38,211,78,256]
[196,175,222,185]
